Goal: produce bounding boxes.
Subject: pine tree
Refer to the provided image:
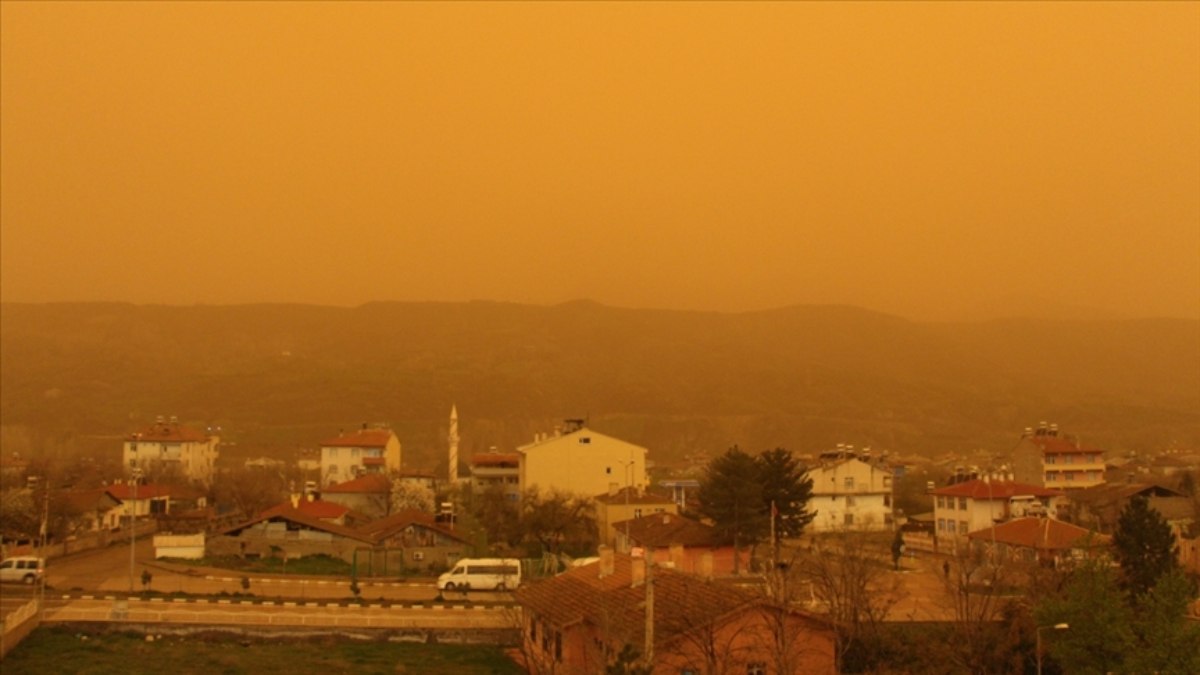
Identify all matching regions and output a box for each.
[697,446,767,553]
[1113,496,1179,597]
[756,447,815,541]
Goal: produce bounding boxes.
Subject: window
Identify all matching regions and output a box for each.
[959,520,968,534]
[947,520,956,534]
[937,518,945,532]
[327,448,338,458]
[958,497,968,510]
[937,496,945,509]
[606,467,612,474]
[844,477,855,490]
[579,436,591,444]
[845,495,856,507]
[1045,455,1055,465]
[844,513,854,525]
[884,494,891,507]
[352,448,360,458]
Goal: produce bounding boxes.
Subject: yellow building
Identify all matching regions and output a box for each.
[594,486,677,548]
[518,423,648,498]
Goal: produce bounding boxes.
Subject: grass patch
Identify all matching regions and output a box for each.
[4,626,523,674]
[163,554,353,577]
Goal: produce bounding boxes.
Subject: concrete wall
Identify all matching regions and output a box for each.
[0,599,39,660]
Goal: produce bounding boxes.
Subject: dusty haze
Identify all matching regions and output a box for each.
[2,3,1197,320]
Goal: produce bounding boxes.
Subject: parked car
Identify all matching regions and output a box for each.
[0,556,44,584]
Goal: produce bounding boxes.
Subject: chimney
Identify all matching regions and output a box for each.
[662,513,671,525]
[598,545,615,578]
[290,493,300,508]
[698,551,714,581]
[631,556,645,587]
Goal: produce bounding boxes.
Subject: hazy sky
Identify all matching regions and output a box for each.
[2,2,1197,319]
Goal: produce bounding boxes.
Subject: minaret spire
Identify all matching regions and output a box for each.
[448,404,459,485]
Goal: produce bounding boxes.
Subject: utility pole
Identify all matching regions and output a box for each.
[129,468,141,594]
[644,546,654,667]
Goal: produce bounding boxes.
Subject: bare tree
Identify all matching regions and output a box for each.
[212,466,289,520]
[938,544,1024,674]
[520,488,598,559]
[794,531,902,671]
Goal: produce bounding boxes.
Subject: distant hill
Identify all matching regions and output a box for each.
[1,301,1197,473]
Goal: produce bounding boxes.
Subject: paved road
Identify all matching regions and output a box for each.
[42,539,510,603]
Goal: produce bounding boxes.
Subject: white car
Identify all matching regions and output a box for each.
[437,558,521,592]
[0,556,44,584]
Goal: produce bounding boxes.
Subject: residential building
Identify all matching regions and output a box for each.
[260,494,355,527]
[514,549,836,675]
[56,488,124,533]
[106,482,177,520]
[611,512,749,576]
[966,517,1110,566]
[323,473,393,518]
[469,452,521,500]
[319,425,402,485]
[1064,481,1184,534]
[356,509,471,573]
[594,487,678,547]
[518,420,648,498]
[211,508,376,563]
[930,479,1064,549]
[808,448,895,531]
[123,416,219,486]
[1011,422,1105,490]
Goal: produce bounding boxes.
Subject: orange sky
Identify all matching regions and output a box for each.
[2,2,1197,319]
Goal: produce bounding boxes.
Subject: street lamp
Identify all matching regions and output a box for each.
[1036,622,1069,675]
[129,468,142,594]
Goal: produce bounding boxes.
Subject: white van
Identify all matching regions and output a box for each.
[437,558,521,592]
[0,556,44,584]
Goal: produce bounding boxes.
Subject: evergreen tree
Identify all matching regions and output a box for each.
[756,447,815,541]
[697,446,767,555]
[1036,558,1134,674]
[1127,569,1200,675]
[1113,496,1179,597]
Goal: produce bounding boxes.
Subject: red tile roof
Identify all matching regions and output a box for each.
[323,474,392,494]
[931,479,1062,500]
[967,517,1110,550]
[261,498,349,521]
[320,429,394,448]
[515,554,823,653]
[56,488,123,512]
[220,507,374,543]
[611,513,718,548]
[127,421,210,443]
[356,509,468,544]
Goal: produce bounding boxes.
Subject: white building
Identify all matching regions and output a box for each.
[319,426,402,485]
[808,451,895,532]
[518,421,648,498]
[930,478,1065,549]
[123,416,218,486]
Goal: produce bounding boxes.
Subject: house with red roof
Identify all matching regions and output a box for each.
[1011,422,1105,490]
[106,482,183,519]
[123,416,219,486]
[469,452,521,501]
[612,512,748,577]
[929,479,1063,548]
[357,509,471,573]
[595,486,678,548]
[55,487,124,533]
[323,473,393,518]
[211,506,376,564]
[966,517,1110,566]
[319,425,402,485]
[514,548,836,675]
